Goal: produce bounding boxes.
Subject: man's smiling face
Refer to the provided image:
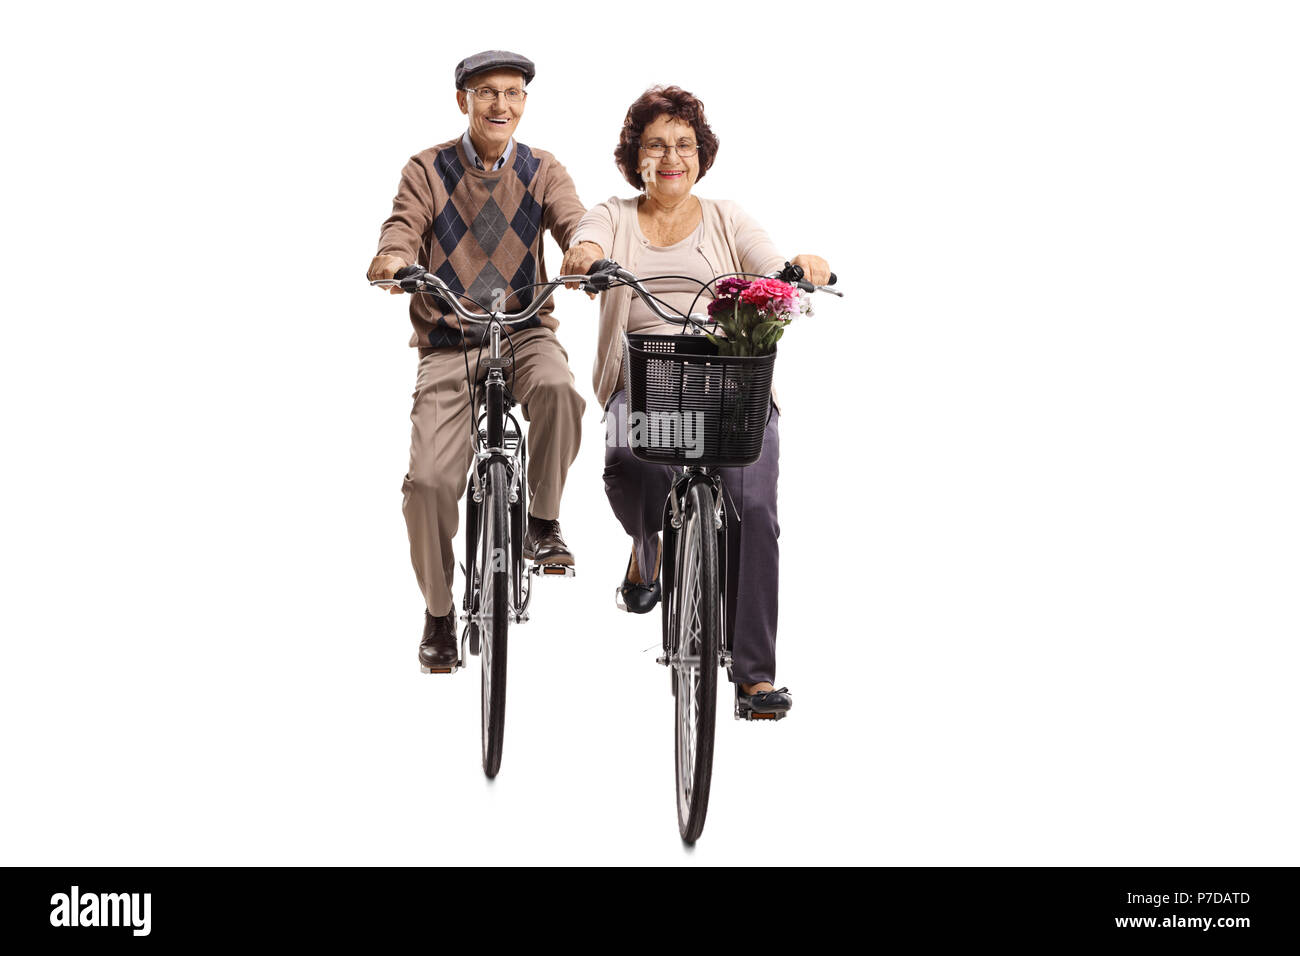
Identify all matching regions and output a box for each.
[457,68,527,157]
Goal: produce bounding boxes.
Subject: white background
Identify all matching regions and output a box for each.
[2,0,1297,865]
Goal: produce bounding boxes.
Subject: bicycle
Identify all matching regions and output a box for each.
[585,258,841,842]
[371,265,592,778]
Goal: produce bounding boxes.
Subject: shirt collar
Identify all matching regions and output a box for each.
[462,130,514,171]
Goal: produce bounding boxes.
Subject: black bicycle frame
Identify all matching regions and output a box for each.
[461,321,525,615]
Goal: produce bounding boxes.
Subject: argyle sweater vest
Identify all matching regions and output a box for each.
[377,137,585,350]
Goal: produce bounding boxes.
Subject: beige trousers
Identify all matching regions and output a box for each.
[402,327,586,616]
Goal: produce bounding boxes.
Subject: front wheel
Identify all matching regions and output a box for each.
[480,459,510,778]
[671,481,719,843]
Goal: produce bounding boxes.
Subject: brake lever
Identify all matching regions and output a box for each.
[393,264,427,293]
[777,260,842,297]
[582,258,622,293]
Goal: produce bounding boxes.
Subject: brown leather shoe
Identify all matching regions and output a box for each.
[523,515,574,566]
[419,609,459,672]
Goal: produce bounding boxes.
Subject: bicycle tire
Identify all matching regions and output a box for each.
[511,440,527,610]
[480,459,510,778]
[671,481,719,843]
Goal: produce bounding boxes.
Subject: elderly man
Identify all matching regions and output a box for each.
[368,50,587,671]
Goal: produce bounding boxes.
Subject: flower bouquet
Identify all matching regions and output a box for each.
[704,277,812,356]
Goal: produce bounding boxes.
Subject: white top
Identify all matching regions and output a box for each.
[625,221,711,335]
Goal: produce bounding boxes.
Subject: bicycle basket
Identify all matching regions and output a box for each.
[621,332,775,467]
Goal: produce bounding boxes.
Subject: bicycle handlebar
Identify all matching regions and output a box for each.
[583,259,844,331]
[369,265,597,326]
[370,259,843,331]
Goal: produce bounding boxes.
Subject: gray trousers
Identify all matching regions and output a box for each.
[602,389,781,686]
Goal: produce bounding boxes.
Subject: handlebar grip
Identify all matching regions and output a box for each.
[583,258,622,293]
[778,261,836,289]
[393,263,426,293]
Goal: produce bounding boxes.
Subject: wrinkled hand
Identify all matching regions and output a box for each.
[791,253,831,287]
[368,254,408,294]
[561,241,605,298]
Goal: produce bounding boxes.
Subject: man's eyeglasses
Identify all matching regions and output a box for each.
[639,141,698,158]
[464,87,527,104]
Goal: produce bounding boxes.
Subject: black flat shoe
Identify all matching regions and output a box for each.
[736,685,792,720]
[615,548,660,614]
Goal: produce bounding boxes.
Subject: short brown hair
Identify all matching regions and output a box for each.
[615,86,719,190]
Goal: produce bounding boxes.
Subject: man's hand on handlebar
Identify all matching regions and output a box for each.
[368,254,408,295]
[791,254,832,287]
[561,241,605,298]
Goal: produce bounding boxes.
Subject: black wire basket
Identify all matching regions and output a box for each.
[621,332,776,467]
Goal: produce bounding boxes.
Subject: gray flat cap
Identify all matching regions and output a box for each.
[455,50,535,88]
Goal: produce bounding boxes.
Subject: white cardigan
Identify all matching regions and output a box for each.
[571,195,789,409]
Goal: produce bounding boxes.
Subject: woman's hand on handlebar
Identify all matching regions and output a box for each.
[561,241,605,298]
[791,253,831,287]
[367,254,408,294]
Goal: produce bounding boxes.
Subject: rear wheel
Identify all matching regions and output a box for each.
[671,482,719,843]
[480,459,510,778]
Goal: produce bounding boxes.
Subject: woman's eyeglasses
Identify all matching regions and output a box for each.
[639,142,698,158]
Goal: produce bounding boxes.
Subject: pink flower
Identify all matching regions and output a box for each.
[739,278,796,308]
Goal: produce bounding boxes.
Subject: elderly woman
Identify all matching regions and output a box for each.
[561,86,830,716]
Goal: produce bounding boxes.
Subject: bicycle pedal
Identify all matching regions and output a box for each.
[734,706,785,721]
[531,564,575,578]
[420,662,460,675]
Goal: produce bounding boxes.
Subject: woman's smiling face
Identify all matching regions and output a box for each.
[639,115,700,201]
